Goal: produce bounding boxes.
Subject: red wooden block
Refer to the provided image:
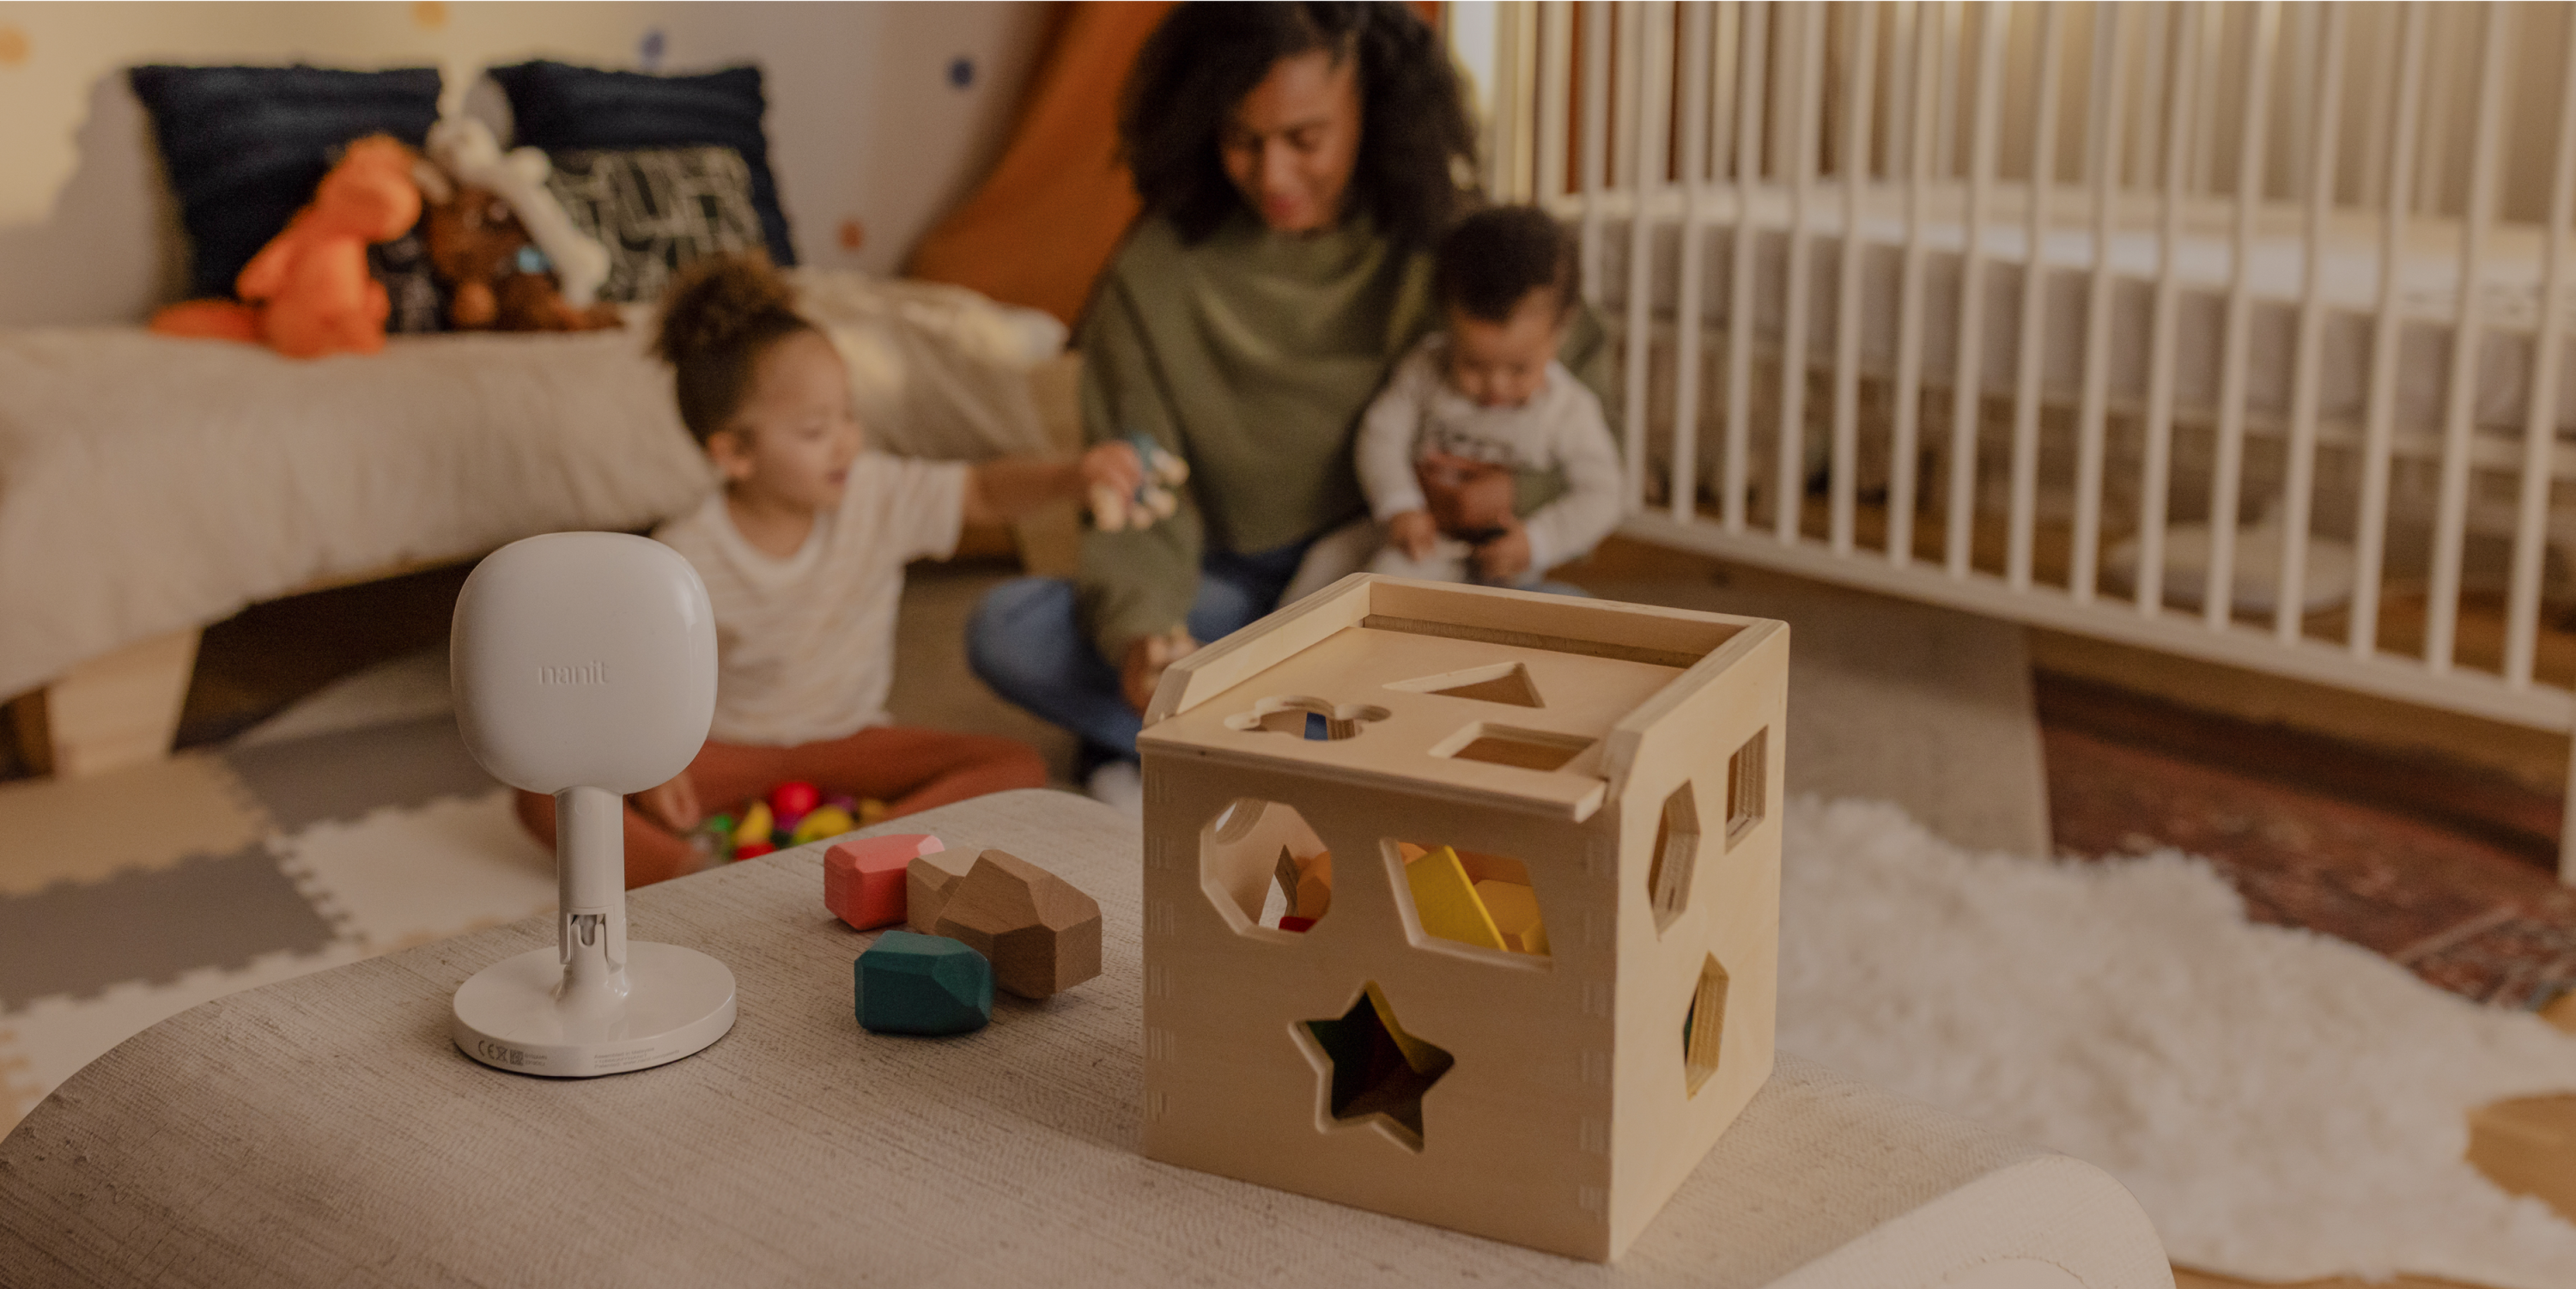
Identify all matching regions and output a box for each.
[825,833,946,930]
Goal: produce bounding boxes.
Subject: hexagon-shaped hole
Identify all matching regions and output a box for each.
[1649,783,1700,931]
[1388,842,1551,958]
[1201,798,1334,934]
[1684,953,1729,1097]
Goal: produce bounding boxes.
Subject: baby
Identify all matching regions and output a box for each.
[513,252,1139,887]
[1357,205,1621,587]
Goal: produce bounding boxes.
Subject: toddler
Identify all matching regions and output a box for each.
[514,252,1140,886]
[1357,205,1620,587]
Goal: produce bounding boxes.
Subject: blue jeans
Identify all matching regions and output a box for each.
[968,543,1313,764]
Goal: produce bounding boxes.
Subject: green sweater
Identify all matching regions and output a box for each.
[1074,210,1608,660]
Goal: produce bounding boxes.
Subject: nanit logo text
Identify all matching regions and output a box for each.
[538,661,609,685]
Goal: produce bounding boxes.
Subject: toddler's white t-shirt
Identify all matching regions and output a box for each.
[653,451,969,746]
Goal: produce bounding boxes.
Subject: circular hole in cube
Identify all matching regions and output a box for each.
[1200,798,1335,934]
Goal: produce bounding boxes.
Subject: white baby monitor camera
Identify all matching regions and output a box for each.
[448,532,737,1077]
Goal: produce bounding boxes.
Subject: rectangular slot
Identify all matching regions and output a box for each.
[1435,722,1594,772]
[1725,727,1767,846]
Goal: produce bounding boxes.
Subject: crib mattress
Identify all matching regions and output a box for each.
[1577,183,2576,447]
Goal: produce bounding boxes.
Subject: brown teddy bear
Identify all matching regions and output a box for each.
[420,182,622,332]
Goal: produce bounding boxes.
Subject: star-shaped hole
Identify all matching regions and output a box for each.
[1301,982,1455,1151]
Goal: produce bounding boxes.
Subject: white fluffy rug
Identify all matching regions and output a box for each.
[1778,797,2576,1287]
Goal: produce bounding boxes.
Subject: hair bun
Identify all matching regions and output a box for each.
[653,252,800,368]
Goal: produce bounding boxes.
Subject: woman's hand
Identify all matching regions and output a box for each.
[1122,627,1199,714]
[1473,517,1533,581]
[1387,510,1439,561]
[633,769,702,834]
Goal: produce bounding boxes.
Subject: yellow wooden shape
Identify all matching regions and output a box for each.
[1474,879,1549,957]
[1407,847,1505,951]
[734,802,775,847]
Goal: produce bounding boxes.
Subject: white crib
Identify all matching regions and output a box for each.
[1459,0,2576,876]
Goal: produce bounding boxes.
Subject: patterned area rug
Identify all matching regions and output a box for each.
[2039,672,2576,1014]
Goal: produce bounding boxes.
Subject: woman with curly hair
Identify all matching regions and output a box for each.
[968,1,1608,808]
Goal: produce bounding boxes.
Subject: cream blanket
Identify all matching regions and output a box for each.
[0,271,1061,701]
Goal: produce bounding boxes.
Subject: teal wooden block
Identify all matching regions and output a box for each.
[855,931,993,1036]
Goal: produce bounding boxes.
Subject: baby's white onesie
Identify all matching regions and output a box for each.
[1353,332,1622,585]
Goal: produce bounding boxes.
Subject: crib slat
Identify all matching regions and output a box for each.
[2203,1,2280,631]
[1722,2,1771,534]
[1888,0,1946,569]
[1578,0,1611,305]
[1669,2,1715,526]
[2070,2,2129,605]
[2275,2,2348,641]
[2425,2,2512,675]
[1829,2,1879,556]
[2348,3,2431,660]
[2506,8,2576,690]
[2136,2,2204,618]
[2127,1,2169,193]
[1945,1,2009,578]
[1774,2,1826,544]
[1539,2,1573,198]
[1622,3,1669,516]
[2006,3,2064,591]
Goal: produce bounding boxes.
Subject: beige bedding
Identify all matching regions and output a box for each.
[0,271,1061,701]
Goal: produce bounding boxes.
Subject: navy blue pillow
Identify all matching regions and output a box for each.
[486,61,796,270]
[128,64,443,301]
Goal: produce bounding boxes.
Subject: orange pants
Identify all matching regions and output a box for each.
[513,725,1048,888]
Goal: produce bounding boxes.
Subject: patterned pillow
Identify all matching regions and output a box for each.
[544,146,766,305]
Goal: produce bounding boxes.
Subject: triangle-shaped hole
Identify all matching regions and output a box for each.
[1390,662,1544,708]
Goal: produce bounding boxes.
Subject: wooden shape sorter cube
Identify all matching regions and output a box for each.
[1135,575,1786,1262]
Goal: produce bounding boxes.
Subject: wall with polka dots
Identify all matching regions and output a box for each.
[0,1,1053,325]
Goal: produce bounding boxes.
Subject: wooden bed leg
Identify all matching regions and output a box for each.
[15,629,201,779]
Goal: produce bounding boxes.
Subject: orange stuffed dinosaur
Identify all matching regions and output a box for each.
[150,135,423,359]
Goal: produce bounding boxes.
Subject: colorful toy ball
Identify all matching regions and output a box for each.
[769,781,822,830]
[735,840,777,860]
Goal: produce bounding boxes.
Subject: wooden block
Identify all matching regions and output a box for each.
[21,629,200,779]
[825,833,945,931]
[932,848,1103,1000]
[1474,879,1549,957]
[1406,846,1505,951]
[2469,1093,2576,1225]
[1279,915,1316,933]
[1273,846,1302,918]
[1294,850,1334,921]
[906,855,964,934]
[854,931,992,1036]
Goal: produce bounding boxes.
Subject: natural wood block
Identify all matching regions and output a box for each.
[21,629,200,779]
[930,848,1103,1000]
[905,855,963,934]
[825,833,945,931]
[2468,1093,2576,1225]
[1138,574,1788,1261]
[855,930,992,1036]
